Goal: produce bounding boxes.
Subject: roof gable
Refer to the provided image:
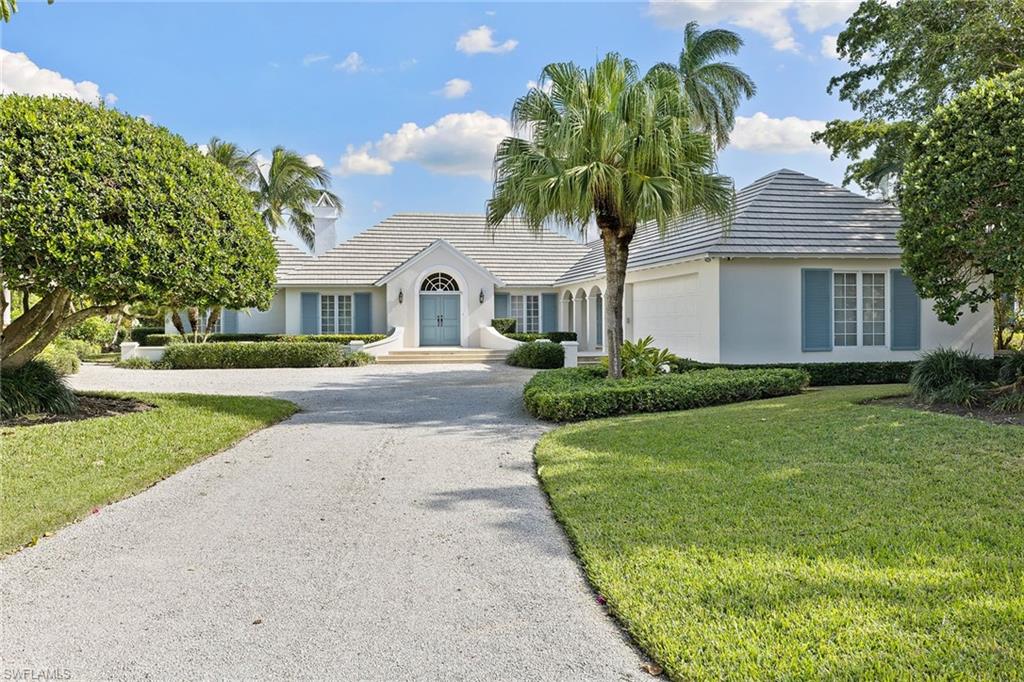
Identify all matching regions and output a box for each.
[375,239,505,286]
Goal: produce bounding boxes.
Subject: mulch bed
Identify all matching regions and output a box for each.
[1,395,154,428]
[870,395,1024,427]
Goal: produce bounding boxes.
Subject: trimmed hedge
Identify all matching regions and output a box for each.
[507,341,565,369]
[142,333,387,346]
[669,358,1006,387]
[161,342,374,369]
[506,331,577,343]
[491,318,516,335]
[0,360,78,419]
[524,366,809,422]
[130,326,165,343]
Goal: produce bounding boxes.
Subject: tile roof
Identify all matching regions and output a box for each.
[555,168,903,285]
[274,213,588,287]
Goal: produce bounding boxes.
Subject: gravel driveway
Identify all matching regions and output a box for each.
[1,363,644,680]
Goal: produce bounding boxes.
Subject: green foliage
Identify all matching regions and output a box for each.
[141,332,387,346]
[670,21,756,149]
[991,390,1024,413]
[813,0,1024,194]
[535,386,1024,679]
[0,361,77,419]
[998,351,1024,385]
[1,392,296,553]
[161,341,364,369]
[0,95,277,368]
[338,351,375,367]
[65,317,115,345]
[38,344,80,376]
[619,336,676,377]
[115,358,157,370]
[255,147,341,249]
[507,342,565,369]
[491,318,517,335]
[130,327,166,344]
[899,69,1024,324]
[523,366,808,422]
[910,348,992,404]
[505,331,576,343]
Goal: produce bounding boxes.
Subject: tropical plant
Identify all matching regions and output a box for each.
[2,0,53,23]
[204,136,257,185]
[254,147,340,249]
[0,360,77,419]
[488,53,733,378]
[620,336,677,378]
[0,95,277,370]
[813,0,1024,196]
[898,69,1024,325]
[665,21,756,149]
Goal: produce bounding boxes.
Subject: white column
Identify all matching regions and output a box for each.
[561,341,578,368]
[574,295,588,350]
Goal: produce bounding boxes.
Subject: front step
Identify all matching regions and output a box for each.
[377,348,510,365]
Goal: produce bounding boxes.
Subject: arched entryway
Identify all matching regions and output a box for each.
[419,272,461,346]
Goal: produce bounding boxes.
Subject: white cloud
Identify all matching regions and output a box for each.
[335,111,511,179]
[648,1,857,53]
[730,112,827,153]
[335,144,394,176]
[140,114,153,123]
[399,58,419,71]
[104,93,118,106]
[335,52,365,73]
[0,49,108,103]
[526,79,553,94]
[303,53,329,66]
[371,200,384,212]
[820,34,840,59]
[456,25,518,55]
[437,78,472,99]
[303,153,325,168]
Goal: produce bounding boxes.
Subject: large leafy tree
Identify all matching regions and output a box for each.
[666,21,756,149]
[254,147,340,250]
[813,0,1024,196]
[488,54,733,378]
[898,69,1024,327]
[0,96,278,369]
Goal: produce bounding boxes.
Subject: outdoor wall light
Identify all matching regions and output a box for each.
[398,289,404,304]
[479,288,486,304]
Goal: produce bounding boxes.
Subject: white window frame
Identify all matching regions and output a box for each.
[832,271,886,348]
[509,294,541,333]
[320,294,353,334]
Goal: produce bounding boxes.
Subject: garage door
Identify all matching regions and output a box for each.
[632,274,700,358]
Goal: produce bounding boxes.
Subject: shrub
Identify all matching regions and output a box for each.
[141,332,387,346]
[491,318,517,335]
[116,357,157,370]
[338,351,375,367]
[910,348,990,404]
[506,331,577,343]
[618,336,677,377]
[56,337,102,360]
[65,317,115,345]
[507,342,565,369]
[130,326,166,343]
[523,367,809,422]
[0,361,78,419]
[161,341,357,369]
[991,390,1024,413]
[38,344,80,376]
[998,351,1024,386]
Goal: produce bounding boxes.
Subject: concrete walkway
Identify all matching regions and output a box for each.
[1,364,643,680]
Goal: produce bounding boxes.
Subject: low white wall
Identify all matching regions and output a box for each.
[478,325,524,351]
[119,342,166,362]
[361,327,405,357]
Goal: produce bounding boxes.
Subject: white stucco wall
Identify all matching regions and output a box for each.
[718,257,994,364]
[382,245,497,348]
[235,290,286,334]
[281,286,387,335]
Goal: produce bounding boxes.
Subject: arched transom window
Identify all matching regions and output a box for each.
[420,272,460,292]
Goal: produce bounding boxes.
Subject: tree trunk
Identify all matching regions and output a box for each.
[171,311,188,340]
[202,306,222,343]
[187,307,201,343]
[598,215,635,380]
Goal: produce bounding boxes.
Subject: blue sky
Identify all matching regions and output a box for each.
[2,1,859,245]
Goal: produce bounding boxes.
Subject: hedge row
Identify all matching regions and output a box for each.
[130,326,165,343]
[524,366,809,422]
[669,358,1006,387]
[142,332,387,346]
[506,332,577,343]
[507,341,564,369]
[160,342,375,369]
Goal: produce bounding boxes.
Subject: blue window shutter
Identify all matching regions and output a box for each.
[890,269,921,350]
[300,292,320,334]
[354,292,372,334]
[595,296,603,346]
[541,293,558,332]
[221,309,238,334]
[494,292,510,319]
[801,268,832,352]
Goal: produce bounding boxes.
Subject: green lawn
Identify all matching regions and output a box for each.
[536,385,1024,680]
[1,393,297,554]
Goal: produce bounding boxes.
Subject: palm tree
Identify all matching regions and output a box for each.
[254,147,341,250]
[488,54,733,378]
[205,136,257,185]
[669,21,756,149]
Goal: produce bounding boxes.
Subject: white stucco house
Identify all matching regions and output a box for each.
[171,169,994,363]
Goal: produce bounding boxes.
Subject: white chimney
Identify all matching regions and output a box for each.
[312,193,340,256]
